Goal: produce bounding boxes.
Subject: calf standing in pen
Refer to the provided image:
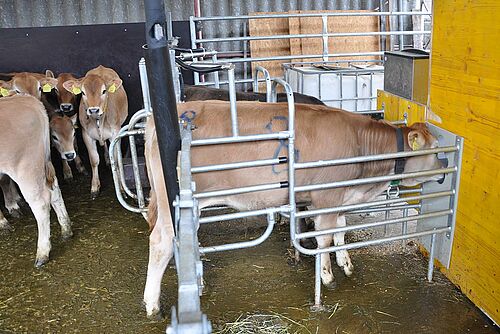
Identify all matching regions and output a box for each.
[0,95,72,266]
[63,65,128,198]
[143,100,448,317]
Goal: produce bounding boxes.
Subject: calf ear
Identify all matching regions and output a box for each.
[63,80,82,95]
[0,80,13,97]
[408,130,426,150]
[39,77,58,93]
[107,78,122,93]
[45,70,55,78]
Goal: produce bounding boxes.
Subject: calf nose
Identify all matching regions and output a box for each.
[61,103,73,112]
[439,157,449,168]
[87,107,101,115]
[65,152,76,161]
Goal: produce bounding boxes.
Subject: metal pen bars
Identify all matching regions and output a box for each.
[189,11,431,88]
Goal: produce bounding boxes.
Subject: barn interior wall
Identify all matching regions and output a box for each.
[429,0,499,324]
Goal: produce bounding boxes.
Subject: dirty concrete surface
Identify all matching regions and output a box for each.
[0,172,497,334]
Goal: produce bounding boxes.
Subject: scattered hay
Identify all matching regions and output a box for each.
[214,312,310,334]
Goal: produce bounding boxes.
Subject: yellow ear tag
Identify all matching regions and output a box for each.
[72,86,82,95]
[42,83,52,93]
[411,140,420,150]
[108,83,116,93]
[0,88,9,97]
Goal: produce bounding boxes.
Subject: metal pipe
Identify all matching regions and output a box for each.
[227,66,239,136]
[192,12,432,22]
[129,132,145,209]
[295,167,456,193]
[138,59,151,112]
[296,209,451,239]
[194,181,287,199]
[144,0,180,221]
[198,30,430,44]
[191,132,290,146]
[200,213,276,253]
[296,190,454,218]
[199,206,285,224]
[192,156,287,174]
[295,146,457,170]
[314,254,322,309]
[253,66,272,101]
[427,233,437,282]
[348,203,421,214]
[293,227,450,256]
[321,15,329,61]
[398,0,405,50]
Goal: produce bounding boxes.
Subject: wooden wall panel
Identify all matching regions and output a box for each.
[429,0,500,324]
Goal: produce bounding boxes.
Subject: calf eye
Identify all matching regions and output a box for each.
[51,135,58,141]
[102,89,107,95]
[81,91,86,96]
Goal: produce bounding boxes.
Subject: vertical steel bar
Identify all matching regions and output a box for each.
[314,254,322,308]
[321,15,329,62]
[189,16,200,85]
[402,208,408,246]
[427,233,437,282]
[379,0,387,52]
[398,0,405,50]
[139,58,151,112]
[128,133,145,209]
[227,66,239,136]
[212,54,220,88]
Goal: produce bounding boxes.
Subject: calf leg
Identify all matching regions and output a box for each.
[143,215,174,318]
[0,175,22,217]
[103,141,111,166]
[48,171,72,240]
[73,138,87,175]
[62,160,73,181]
[82,131,100,199]
[314,214,338,289]
[334,215,353,276]
[14,173,52,267]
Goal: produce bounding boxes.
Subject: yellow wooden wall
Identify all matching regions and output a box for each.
[429,0,500,323]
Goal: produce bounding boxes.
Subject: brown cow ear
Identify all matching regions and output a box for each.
[39,77,58,93]
[408,130,426,150]
[63,79,82,95]
[45,70,55,78]
[107,78,122,93]
[0,80,12,97]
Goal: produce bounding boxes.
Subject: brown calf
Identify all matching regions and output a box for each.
[143,100,446,317]
[0,95,72,266]
[63,65,128,198]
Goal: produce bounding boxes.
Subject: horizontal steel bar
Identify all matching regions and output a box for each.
[200,207,285,224]
[194,181,287,199]
[294,227,450,256]
[191,132,290,146]
[192,11,432,22]
[348,203,421,214]
[192,157,286,174]
[295,167,456,193]
[200,214,276,254]
[208,52,384,64]
[198,31,430,44]
[297,209,451,239]
[351,110,385,115]
[294,146,458,170]
[296,190,453,218]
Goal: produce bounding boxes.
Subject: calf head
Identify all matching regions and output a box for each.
[56,72,79,117]
[50,114,76,161]
[7,72,57,100]
[402,122,448,186]
[62,73,122,119]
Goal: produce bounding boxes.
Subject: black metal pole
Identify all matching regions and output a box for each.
[144,0,180,222]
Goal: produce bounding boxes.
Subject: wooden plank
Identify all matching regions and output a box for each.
[248,12,290,90]
[297,10,380,64]
[429,0,500,324]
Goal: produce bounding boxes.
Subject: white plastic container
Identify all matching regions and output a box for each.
[285,64,384,112]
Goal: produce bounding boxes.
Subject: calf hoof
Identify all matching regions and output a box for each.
[61,229,73,241]
[34,256,49,268]
[323,279,337,290]
[145,306,164,321]
[91,190,100,200]
[8,208,22,219]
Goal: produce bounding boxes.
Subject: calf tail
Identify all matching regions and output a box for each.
[147,188,158,232]
[40,101,56,189]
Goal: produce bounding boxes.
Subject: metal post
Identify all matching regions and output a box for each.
[427,233,436,282]
[227,66,239,136]
[398,0,405,50]
[144,0,180,222]
[313,254,322,310]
